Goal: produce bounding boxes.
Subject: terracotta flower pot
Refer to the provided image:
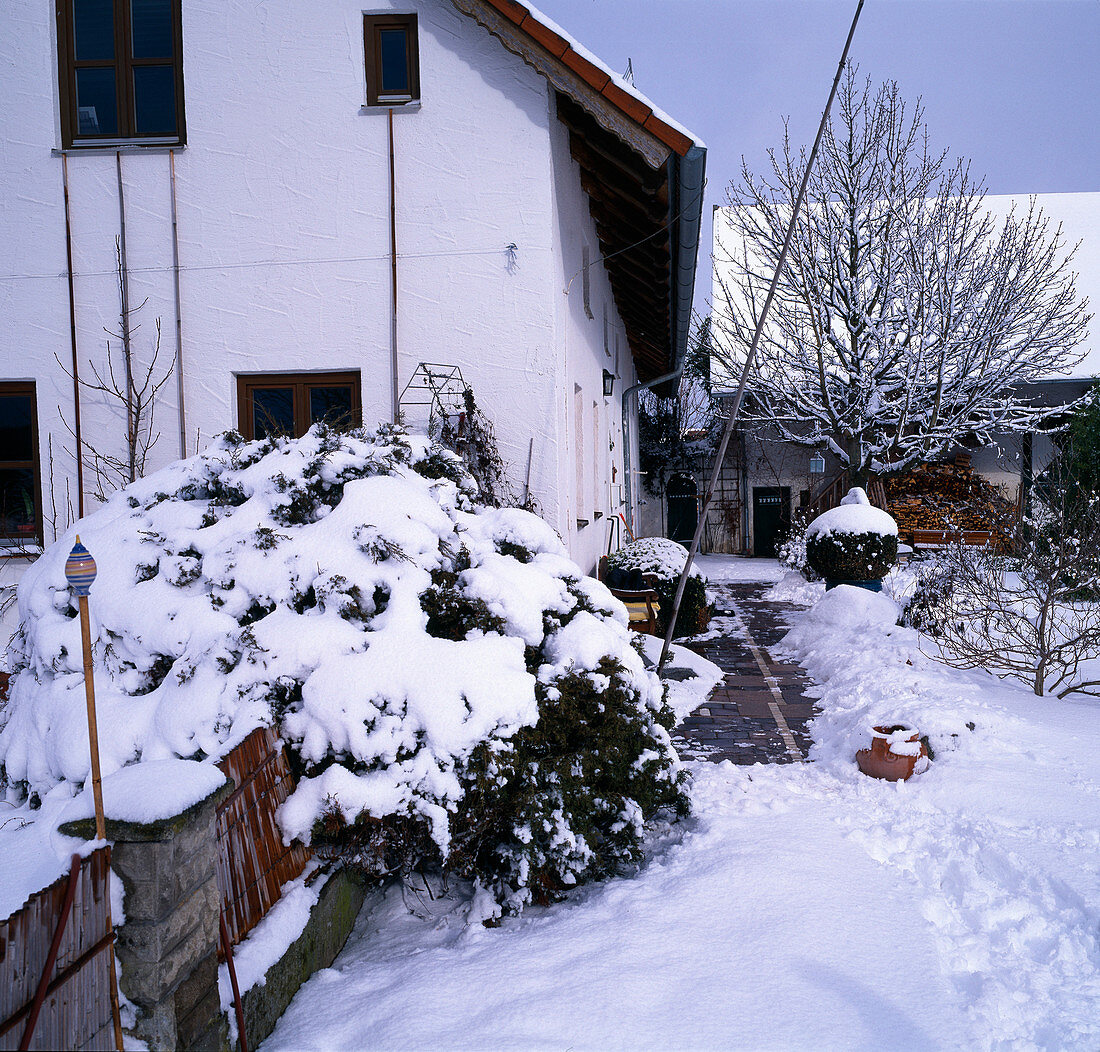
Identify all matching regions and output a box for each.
[855,724,929,781]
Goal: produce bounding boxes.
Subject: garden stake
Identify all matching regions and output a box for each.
[658,0,864,674]
[64,537,125,1051]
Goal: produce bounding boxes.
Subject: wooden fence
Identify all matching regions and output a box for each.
[1,726,312,1049]
[0,848,115,1052]
[215,726,312,949]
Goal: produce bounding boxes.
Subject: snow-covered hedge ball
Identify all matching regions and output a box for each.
[607,538,711,636]
[0,424,687,909]
[805,488,899,582]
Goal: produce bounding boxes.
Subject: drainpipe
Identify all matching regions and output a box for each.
[169,150,187,458]
[388,110,400,423]
[61,154,85,518]
[621,363,685,539]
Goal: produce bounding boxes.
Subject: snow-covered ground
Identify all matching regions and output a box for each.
[261,557,1100,1051]
[5,554,1100,1049]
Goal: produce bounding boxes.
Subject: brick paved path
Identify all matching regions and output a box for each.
[672,582,819,765]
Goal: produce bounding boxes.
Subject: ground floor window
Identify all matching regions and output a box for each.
[237,372,362,441]
[0,382,41,544]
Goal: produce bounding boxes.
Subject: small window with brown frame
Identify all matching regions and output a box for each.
[0,382,43,546]
[363,13,420,106]
[237,372,362,442]
[56,0,186,148]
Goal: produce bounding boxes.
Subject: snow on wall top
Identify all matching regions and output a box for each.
[478,0,705,153]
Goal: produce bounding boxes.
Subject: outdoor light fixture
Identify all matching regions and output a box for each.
[602,369,615,397]
[809,452,826,475]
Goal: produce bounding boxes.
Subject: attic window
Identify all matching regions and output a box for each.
[364,13,420,106]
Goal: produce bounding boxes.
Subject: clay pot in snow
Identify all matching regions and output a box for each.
[855,724,929,781]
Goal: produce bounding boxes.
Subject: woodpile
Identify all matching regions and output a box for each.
[883,461,1018,547]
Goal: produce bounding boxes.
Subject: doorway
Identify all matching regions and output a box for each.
[667,473,698,545]
[752,487,790,558]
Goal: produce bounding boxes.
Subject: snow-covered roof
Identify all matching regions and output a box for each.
[983,193,1099,379]
[475,0,704,155]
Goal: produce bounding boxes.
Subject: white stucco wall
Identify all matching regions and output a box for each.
[0,0,642,605]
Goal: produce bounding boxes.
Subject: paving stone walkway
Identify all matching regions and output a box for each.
[672,582,819,765]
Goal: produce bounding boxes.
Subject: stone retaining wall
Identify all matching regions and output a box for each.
[60,778,365,1051]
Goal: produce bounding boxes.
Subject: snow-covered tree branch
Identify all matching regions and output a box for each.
[712,68,1092,487]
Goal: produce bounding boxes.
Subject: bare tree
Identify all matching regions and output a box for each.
[712,68,1091,488]
[58,239,175,501]
[638,316,721,495]
[907,453,1100,698]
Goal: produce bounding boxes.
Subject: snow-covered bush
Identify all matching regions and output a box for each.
[805,489,898,583]
[0,424,687,908]
[776,511,819,581]
[607,538,711,637]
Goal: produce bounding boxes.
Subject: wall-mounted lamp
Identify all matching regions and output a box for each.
[809,452,826,475]
[602,369,616,397]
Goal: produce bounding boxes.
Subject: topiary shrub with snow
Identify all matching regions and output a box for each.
[0,424,687,910]
[805,488,899,583]
[607,537,711,637]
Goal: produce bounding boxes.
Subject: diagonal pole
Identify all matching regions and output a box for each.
[658,0,865,673]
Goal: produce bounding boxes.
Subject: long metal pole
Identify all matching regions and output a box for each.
[658,0,865,673]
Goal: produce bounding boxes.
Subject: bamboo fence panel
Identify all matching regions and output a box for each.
[0,847,114,1051]
[215,726,312,950]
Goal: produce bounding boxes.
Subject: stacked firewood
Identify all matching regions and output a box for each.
[883,461,1018,542]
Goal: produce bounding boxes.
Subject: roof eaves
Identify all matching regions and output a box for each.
[477,0,699,159]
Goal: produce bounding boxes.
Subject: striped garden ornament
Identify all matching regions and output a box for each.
[65,537,97,596]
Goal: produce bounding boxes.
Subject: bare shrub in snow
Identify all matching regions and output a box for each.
[776,511,818,580]
[904,468,1100,697]
[0,424,686,909]
[712,67,1091,488]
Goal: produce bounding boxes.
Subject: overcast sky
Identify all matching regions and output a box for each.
[533,0,1099,316]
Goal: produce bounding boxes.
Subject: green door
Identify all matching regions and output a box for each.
[667,473,698,545]
[752,487,790,558]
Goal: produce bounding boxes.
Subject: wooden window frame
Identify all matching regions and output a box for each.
[0,382,43,546]
[56,0,186,148]
[236,372,362,441]
[363,13,420,107]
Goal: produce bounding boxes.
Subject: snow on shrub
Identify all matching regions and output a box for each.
[607,538,711,637]
[776,511,819,581]
[805,488,899,582]
[0,424,687,908]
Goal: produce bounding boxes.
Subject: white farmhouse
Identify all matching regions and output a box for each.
[0,0,706,613]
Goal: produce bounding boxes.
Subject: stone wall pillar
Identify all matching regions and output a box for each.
[62,779,232,1051]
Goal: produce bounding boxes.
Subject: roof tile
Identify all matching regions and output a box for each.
[600,80,652,125]
[643,114,693,156]
[520,14,570,57]
[480,0,528,25]
[562,48,611,92]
